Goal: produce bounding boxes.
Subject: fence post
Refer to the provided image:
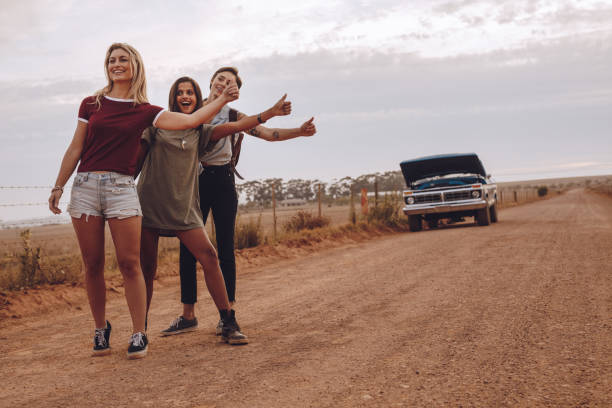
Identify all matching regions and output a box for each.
[361,188,369,216]
[318,184,322,217]
[374,179,379,208]
[272,187,277,241]
[514,190,518,203]
[349,187,356,225]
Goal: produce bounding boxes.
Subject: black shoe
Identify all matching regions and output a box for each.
[160,316,198,337]
[219,309,248,345]
[215,318,224,336]
[127,332,148,359]
[92,320,111,356]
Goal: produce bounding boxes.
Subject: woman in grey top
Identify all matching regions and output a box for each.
[137,76,292,344]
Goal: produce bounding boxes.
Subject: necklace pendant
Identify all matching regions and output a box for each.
[181,139,186,150]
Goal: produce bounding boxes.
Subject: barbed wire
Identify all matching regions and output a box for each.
[0,186,71,189]
[0,202,60,207]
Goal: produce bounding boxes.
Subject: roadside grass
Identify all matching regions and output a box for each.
[0,203,407,291]
[0,229,83,290]
[3,178,599,292]
[283,210,331,233]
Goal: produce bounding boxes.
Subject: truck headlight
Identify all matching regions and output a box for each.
[471,190,481,198]
[406,196,415,204]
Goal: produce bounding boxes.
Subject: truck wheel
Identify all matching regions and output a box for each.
[427,219,438,229]
[476,207,491,226]
[490,203,498,223]
[409,215,423,232]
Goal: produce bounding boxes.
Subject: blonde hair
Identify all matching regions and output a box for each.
[93,43,149,107]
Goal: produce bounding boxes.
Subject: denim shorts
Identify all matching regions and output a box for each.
[67,172,142,220]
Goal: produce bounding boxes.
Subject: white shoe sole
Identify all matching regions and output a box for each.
[223,336,249,345]
[91,348,111,357]
[127,347,148,360]
[160,325,197,337]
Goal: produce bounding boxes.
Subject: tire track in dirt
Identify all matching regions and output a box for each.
[0,190,610,407]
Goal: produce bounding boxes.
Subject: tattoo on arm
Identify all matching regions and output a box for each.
[249,128,261,137]
[273,131,280,140]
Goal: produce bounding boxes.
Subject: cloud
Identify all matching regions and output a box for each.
[0,1,611,193]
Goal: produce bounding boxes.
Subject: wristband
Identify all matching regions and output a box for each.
[51,186,64,193]
[257,113,265,124]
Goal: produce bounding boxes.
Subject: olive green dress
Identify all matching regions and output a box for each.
[137,124,215,231]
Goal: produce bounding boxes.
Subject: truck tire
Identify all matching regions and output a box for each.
[476,207,491,226]
[490,203,498,223]
[409,215,423,232]
[427,219,438,229]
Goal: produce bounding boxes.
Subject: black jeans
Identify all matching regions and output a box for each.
[179,164,238,304]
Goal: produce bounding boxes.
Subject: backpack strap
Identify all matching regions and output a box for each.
[228,108,245,180]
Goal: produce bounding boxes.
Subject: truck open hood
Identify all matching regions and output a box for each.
[400,153,487,186]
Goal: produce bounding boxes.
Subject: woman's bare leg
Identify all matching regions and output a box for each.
[108,216,146,333]
[72,214,106,328]
[176,228,230,311]
[140,227,160,314]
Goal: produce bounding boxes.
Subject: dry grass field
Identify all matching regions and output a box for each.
[1,175,610,291]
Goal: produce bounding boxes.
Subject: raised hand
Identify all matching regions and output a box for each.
[222,82,240,103]
[299,117,316,136]
[270,94,292,117]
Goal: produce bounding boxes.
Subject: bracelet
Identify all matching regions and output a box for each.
[257,113,266,124]
[51,186,64,193]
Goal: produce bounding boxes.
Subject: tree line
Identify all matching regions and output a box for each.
[236,170,406,207]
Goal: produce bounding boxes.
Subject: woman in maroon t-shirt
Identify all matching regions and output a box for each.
[47,43,239,360]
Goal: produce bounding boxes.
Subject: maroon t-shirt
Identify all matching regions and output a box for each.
[77,95,165,176]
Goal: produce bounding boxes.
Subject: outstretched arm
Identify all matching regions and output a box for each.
[243,116,316,141]
[48,121,87,214]
[210,94,292,141]
[155,83,239,130]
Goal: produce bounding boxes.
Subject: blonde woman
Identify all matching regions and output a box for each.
[47,43,238,359]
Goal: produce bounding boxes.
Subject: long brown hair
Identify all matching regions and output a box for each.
[168,76,203,113]
[93,43,149,108]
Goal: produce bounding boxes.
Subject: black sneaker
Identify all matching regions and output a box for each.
[220,309,248,345]
[215,318,224,336]
[127,332,148,359]
[92,320,111,356]
[160,316,198,337]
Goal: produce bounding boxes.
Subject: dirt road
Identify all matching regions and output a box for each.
[1,190,610,407]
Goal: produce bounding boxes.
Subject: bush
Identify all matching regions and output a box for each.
[235,215,264,249]
[283,210,331,233]
[18,229,41,288]
[366,194,405,227]
[537,186,548,197]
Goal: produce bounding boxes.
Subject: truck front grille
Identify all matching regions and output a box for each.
[444,191,471,201]
[414,194,442,203]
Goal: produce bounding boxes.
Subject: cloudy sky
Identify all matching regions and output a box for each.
[1,0,611,220]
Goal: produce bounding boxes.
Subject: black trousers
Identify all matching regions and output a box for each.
[179,164,238,304]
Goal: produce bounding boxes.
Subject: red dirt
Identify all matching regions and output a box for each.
[0,189,610,407]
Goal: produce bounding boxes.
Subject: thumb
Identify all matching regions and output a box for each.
[279,93,287,103]
[305,117,314,125]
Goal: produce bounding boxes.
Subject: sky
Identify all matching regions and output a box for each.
[1,0,611,221]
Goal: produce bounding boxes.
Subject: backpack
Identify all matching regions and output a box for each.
[202,108,244,180]
[228,108,245,180]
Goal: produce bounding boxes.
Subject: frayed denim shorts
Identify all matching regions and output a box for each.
[67,172,142,220]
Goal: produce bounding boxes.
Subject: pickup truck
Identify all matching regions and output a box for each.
[400,153,498,231]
